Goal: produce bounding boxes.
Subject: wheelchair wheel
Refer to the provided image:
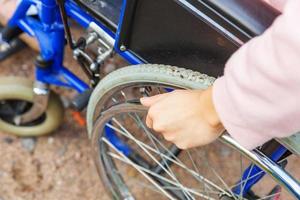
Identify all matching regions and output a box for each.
[0,77,64,136]
[88,65,296,199]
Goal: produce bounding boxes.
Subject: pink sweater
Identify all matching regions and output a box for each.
[213,0,300,149]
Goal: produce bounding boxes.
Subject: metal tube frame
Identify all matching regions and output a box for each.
[222,134,300,199]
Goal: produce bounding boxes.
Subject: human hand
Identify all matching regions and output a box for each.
[140,87,224,149]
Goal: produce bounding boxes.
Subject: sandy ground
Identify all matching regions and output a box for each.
[0,44,123,200]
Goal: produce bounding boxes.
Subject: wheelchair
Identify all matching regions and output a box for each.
[0,0,299,199]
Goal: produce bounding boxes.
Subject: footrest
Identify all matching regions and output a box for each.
[71,88,93,111]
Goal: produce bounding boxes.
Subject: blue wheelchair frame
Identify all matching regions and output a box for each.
[7,0,289,197]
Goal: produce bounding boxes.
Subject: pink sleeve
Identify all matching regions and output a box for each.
[264,0,288,11]
[212,0,300,150]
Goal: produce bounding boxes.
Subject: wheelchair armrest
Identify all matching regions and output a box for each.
[204,0,280,36]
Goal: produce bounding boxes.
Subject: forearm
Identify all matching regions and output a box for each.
[212,0,300,149]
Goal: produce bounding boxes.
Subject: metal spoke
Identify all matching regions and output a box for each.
[125,176,221,196]
[125,104,226,196]
[193,148,238,200]
[120,90,127,101]
[111,97,118,104]
[132,113,195,200]
[137,126,225,195]
[103,137,176,200]
[105,122,229,195]
[108,151,213,199]
[112,117,195,200]
[256,192,281,200]
[239,154,243,200]
[104,139,216,200]
[240,164,255,197]
[186,150,211,199]
[128,113,221,195]
[229,171,265,190]
[112,118,184,183]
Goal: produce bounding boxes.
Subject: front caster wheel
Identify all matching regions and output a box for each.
[0,77,64,136]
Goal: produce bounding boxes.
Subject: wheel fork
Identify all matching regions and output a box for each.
[13,81,50,125]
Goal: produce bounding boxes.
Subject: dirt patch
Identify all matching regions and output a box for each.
[0,46,123,200]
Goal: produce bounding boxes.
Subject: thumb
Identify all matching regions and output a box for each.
[140,94,168,107]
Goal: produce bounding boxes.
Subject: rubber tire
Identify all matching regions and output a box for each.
[87,64,215,137]
[0,77,64,136]
[87,64,215,199]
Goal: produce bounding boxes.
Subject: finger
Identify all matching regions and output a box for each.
[145,114,153,129]
[140,93,169,107]
[161,132,176,142]
[175,142,189,150]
